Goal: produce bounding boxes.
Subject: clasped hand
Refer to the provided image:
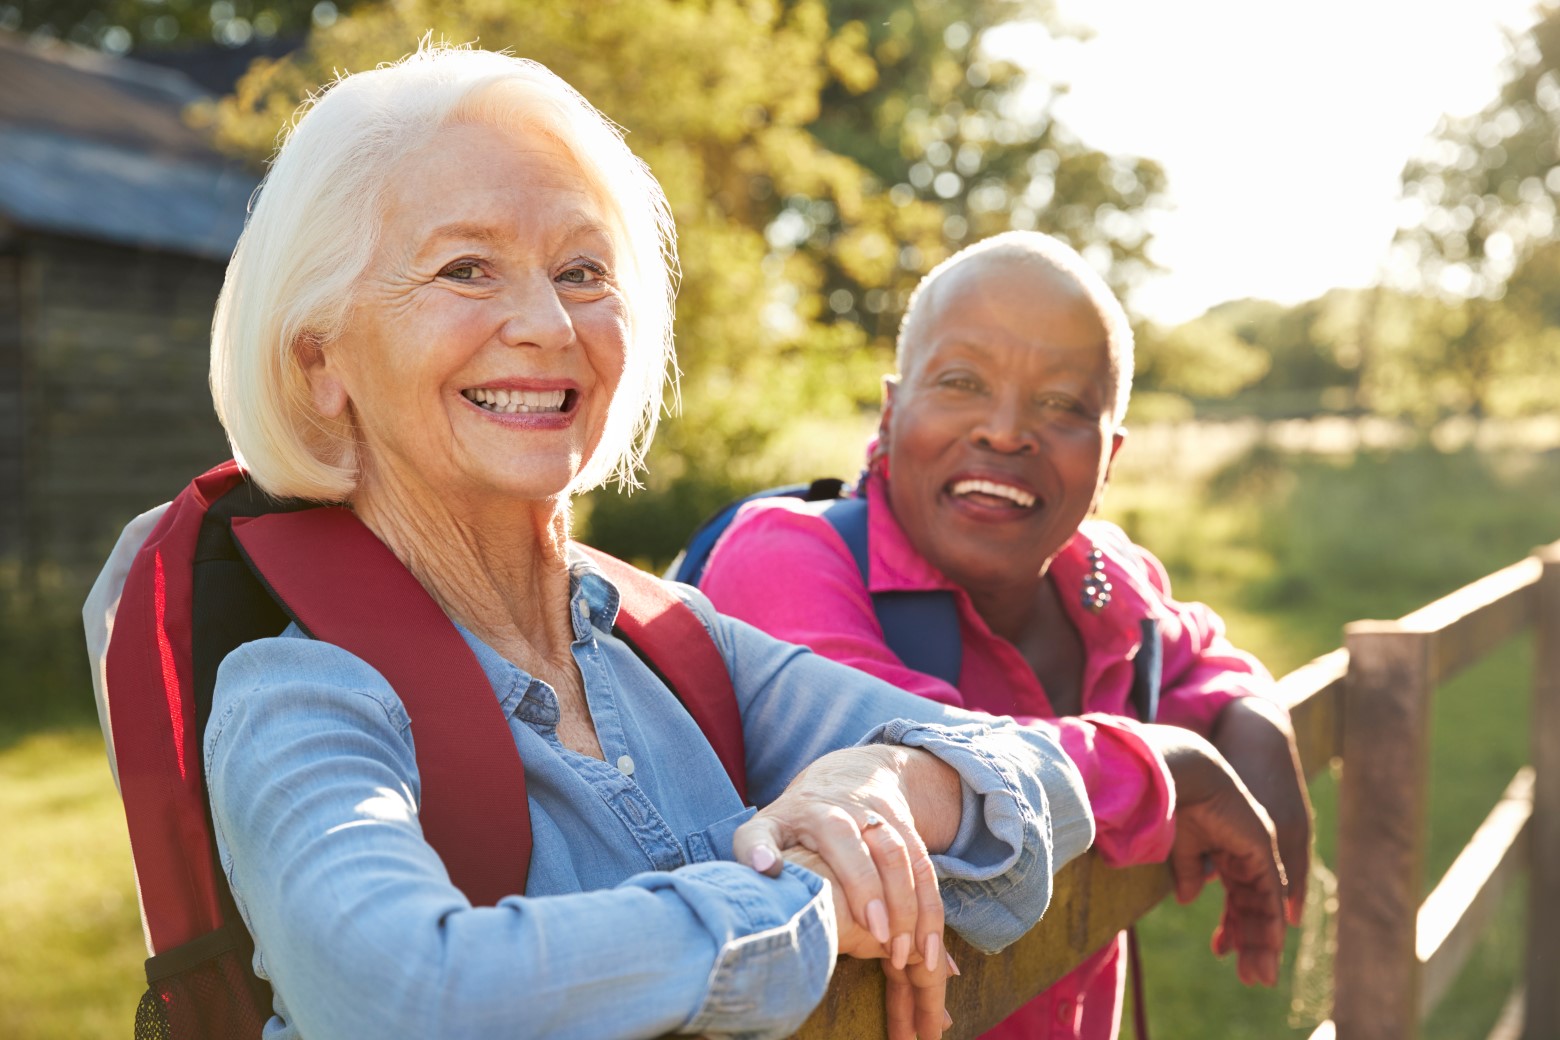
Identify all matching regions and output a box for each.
[732,745,959,1040]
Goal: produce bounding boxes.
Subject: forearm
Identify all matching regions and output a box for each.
[209,642,838,1040]
[864,718,1093,952]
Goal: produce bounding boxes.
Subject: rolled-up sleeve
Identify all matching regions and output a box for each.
[1121,538,1276,736]
[207,638,837,1040]
[1021,712,1175,867]
[676,587,1093,954]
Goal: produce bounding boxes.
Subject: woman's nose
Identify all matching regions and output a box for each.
[497,274,575,350]
[971,395,1039,454]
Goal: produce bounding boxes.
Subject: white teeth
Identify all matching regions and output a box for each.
[950,479,1036,508]
[464,388,568,414]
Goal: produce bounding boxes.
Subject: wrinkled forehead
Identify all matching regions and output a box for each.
[408,81,632,246]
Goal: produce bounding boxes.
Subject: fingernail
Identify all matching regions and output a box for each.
[866,899,891,945]
[891,933,912,970]
[750,845,776,873]
[923,931,943,974]
[944,1009,954,1029]
[946,952,961,976]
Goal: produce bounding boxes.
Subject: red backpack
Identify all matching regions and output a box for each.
[105,460,746,1038]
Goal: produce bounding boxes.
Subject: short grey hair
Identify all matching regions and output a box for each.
[211,44,679,501]
[894,231,1134,422]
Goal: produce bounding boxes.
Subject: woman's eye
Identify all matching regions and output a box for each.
[558,261,606,285]
[441,261,481,281]
[1037,394,1092,418]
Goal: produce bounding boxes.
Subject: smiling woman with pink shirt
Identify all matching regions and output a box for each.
[700,231,1312,1040]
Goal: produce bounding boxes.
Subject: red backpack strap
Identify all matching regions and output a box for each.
[230,507,532,904]
[577,545,747,804]
[109,461,249,954]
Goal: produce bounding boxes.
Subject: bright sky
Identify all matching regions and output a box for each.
[990,0,1546,324]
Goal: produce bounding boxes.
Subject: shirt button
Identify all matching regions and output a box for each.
[616,755,635,776]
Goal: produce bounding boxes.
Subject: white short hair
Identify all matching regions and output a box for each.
[894,231,1134,422]
[211,44,679,501]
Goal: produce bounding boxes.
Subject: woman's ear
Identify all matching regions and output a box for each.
[879,375,899,440]
[1090,426,1128,515]
[1106,426,1127,482]
[297,334,350,419]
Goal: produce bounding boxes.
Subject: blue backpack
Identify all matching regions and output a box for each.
[668,479,1162,722]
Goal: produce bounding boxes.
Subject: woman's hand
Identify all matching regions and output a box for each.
[784,845,955,1040]
[1212,696,1313,925]
[1140,724,1288,987]
[731,745,959,976]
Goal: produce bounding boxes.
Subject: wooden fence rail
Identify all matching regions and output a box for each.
[793,540,1560,1040]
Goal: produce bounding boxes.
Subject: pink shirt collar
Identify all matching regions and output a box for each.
[862,469,1161,670]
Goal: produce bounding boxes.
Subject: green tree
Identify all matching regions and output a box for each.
[1134,313,1271,403]
[0,0,348,52]
[1396,4,1560,298]
[1391,3,1560,418]
[202,0,1169,561]
[796,0,1168,342]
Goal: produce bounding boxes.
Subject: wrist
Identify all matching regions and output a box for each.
[897,747,961,854]
[1212,696,1294,750]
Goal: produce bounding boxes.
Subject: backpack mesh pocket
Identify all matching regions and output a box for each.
[135,924,271,1040]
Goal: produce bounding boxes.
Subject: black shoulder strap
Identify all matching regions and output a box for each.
[820,497,963,688]
[1131,618,1162,723]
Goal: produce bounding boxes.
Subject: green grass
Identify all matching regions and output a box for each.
[0,730,144,1038]
[4,434,1555,1038]
[1103,441,1556,1039]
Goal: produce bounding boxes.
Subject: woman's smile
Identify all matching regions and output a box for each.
[943,472,1042,518]
[460,381,581,428]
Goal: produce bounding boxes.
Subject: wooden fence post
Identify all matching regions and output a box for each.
[1527,544,1560,1039]
[1336,622,1435,1040]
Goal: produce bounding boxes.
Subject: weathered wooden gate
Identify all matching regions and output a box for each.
[792,540,1560,1040]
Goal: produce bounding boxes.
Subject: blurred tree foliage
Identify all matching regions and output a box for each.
[1389,2,1560,418]
[1133,313,1271,403]
[1146,4,1560,426]
[199,0,1168,561]
[1134,292,1369,417]
[796,0,1168,342]
[0,0,350,51]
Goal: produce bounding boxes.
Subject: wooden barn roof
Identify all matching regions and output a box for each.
[0,32,257,260]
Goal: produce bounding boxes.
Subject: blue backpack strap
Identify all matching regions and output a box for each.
[1130,617,1162,723]
[669,479,846,586]
[821,497,963,688]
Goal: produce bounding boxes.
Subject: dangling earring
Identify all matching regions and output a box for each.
[1080,548,1111,613]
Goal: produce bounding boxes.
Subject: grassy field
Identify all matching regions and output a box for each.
[2,432,1556,1038]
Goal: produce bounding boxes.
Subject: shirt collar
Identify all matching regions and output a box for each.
[863,468,1157,654]
[448,547,622,723]
[566,543,622,638]
[862,470,965,594]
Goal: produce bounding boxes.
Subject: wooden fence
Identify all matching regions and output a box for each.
[795,539,1560,1040]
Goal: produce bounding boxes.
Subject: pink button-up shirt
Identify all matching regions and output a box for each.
[701,473,1274,1040]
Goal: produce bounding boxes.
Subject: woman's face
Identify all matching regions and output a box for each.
[305,122,629,506]
[882,253,1124,594]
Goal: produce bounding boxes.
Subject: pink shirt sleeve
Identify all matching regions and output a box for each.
[1109,532,1277,737]
[702,500,1174,867]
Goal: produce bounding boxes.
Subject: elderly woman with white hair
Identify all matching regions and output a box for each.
[84,46,1096,1040]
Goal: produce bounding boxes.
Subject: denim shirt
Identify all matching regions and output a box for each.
[203,548,1093,1040]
